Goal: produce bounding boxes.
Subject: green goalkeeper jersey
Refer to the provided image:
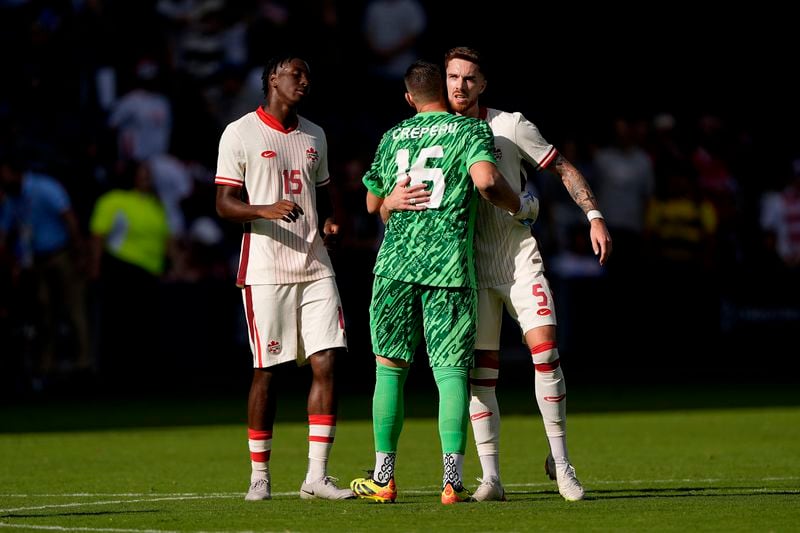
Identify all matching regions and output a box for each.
[363,111,497,288]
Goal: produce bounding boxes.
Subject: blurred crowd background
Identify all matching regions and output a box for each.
[1,0,798,399]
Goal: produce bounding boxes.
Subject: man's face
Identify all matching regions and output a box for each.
[445,58,485,116]
[272,58,311,105]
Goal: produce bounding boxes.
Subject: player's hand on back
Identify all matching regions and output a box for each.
[384,175,431,212]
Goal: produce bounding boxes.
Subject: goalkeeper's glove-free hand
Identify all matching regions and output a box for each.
[510,191,539,227]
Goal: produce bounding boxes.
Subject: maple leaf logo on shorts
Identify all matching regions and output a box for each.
[267,340,282,354]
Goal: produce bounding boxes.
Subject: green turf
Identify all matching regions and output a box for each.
[1,387,799,532]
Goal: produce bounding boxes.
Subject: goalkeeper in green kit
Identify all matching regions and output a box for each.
[350,60,539,504]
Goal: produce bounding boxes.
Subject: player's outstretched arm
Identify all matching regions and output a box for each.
[549,154,612,265]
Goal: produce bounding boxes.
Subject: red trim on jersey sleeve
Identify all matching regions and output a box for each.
[316,177,331,187]
[215,176,243,187]
[538,147,558,170]
[256,106,297,133]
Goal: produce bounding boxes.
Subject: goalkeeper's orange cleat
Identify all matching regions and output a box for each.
[350,476,397,503]
[441,481,471,504]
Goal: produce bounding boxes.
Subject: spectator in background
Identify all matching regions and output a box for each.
[108,58,172,163]
[644,162,719,349]
[592,116,655,273]
[690,114,742,267]
[760,158,800,271]
[592,116,654,352]
[0,151,91,385]
[88,160,175,380]
[361,0,427,131]
[147,152,194,237]
[645,162,718,273]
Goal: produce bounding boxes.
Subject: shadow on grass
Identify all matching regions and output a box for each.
[2,509,158,518]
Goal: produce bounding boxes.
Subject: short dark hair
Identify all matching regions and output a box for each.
[444,46,486,77]
[404,60,443,103]
[261,54,308,98]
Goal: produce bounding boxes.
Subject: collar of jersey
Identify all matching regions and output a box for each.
[256,106,298,133]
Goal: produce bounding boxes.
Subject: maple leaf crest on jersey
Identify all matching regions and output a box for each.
[267,340,282,354]
[306,147,319,162]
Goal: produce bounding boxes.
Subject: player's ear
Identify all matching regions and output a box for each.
[405,92,415,109]
[479,79,487,95]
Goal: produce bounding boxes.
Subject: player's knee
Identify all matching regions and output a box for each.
[531,340,559,369]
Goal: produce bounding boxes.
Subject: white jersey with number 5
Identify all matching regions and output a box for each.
[475,107,557,288]
[215,107,334,286]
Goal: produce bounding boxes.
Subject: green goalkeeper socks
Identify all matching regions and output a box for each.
[433,366,470,454]
[373,362,409,453]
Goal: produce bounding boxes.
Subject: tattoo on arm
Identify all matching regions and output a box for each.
[553,154,599,213]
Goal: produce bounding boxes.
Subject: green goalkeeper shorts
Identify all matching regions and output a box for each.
[369,275,476,367]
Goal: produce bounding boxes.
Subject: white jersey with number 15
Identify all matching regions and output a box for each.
[215,107,334,286]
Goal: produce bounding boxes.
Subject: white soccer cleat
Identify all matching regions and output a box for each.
[470,476,506,502]
[300,476,355,500]
[545,453,585,501]
[245,478,271,501]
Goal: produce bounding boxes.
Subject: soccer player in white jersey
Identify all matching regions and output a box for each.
[215,54,353,502]
[445,46,612,502]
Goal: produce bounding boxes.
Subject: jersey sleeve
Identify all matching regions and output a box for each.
[464,119,497,168]
[361,133,391,198]
[513,112,557,170]
[214,124,246,187]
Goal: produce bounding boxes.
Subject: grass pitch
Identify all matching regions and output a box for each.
[1,384,798,532]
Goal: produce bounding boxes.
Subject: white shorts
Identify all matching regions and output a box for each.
[475,270,557,350]
[242,277,347,368]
